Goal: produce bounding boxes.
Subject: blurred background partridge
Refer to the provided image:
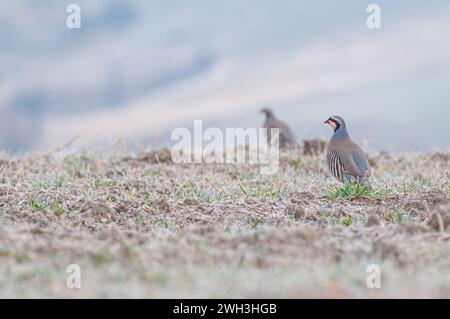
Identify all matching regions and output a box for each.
[324,115,370,183]
[260,108,296,148]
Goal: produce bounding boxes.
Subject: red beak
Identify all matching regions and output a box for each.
[324,119,330,124]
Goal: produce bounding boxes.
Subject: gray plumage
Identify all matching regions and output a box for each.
[260,108,296,148]
[325,115,370,183]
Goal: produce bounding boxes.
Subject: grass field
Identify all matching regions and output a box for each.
[0,147,449,298]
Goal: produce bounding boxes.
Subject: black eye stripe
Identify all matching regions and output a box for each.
[329,118,339,124]
[329,118,341,131]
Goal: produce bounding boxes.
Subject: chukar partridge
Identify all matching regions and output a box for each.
[324,116,370,183]
[260,108,296,148]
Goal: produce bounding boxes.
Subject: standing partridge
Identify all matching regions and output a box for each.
[324,116,370,183]
[260,108,296,148]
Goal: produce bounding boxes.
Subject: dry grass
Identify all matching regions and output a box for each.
[0,147,449,298]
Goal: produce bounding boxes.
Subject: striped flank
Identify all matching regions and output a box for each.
[326,148,345,182]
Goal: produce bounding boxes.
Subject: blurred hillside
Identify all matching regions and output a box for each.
[0,0,449,152]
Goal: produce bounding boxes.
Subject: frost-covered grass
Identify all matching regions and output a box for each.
[0,148,449,298]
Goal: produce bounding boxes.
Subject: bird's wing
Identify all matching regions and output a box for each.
[270,119,296,144]
[351,148,370,177]
[335,146,364,177]
[280,123,296,144]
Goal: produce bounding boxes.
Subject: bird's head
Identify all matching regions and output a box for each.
[260,107,274,119]
[324,115,346,132]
